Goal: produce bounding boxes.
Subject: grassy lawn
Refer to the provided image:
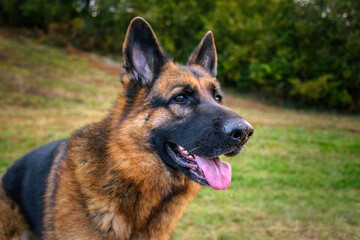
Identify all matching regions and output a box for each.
[0,33,359,240]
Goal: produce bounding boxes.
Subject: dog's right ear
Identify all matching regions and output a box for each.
[122,17,167,86]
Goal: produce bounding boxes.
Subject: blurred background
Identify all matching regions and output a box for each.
[1,0,359,111]
[0,0,359,239]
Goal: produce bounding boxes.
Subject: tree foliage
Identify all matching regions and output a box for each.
[0,0,359,112]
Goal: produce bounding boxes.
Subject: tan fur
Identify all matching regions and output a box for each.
[0,179,36,240]
[41,63,206,240]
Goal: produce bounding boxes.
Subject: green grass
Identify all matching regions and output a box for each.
[0,33,120,172]
[1,33,359,240]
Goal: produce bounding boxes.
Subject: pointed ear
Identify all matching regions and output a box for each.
[122,17,167,86]
[187,31,217,77]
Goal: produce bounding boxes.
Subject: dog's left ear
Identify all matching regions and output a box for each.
[187,31,217,77]
[122,17,167,86]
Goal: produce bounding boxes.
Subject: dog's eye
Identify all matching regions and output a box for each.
[215,95,222,104]
[175,94,186,103]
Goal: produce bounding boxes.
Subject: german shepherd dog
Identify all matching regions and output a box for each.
[0,17,253,240]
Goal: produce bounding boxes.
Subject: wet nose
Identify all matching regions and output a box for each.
[224,118,254,144]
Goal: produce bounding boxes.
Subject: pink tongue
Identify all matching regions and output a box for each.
[195,155,231,190]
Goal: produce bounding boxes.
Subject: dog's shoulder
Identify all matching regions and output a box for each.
[2,139,67,238]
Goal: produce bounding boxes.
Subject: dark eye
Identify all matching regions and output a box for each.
[215,95,222,104]
[175,94,186,103]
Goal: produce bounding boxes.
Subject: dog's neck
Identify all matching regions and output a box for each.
[64,112,201,239]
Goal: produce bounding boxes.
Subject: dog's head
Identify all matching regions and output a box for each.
[117,17,253,190]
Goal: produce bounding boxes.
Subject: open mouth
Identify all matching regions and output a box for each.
[166,143,232,190]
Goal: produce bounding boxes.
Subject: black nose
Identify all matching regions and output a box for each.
[224,118,254,144]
